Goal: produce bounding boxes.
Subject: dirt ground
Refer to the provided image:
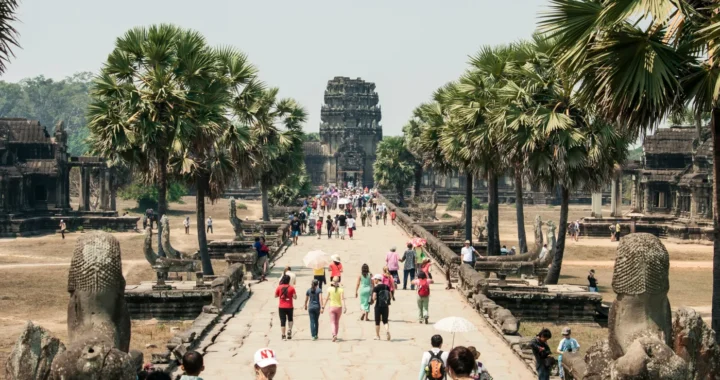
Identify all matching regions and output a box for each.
[0,196,260,376]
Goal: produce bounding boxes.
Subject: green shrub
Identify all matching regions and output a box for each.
[119,181,187,210]
[441,213,453,219]
[446,195,486,210]
[236,203,248,210]
[77,226,84,232]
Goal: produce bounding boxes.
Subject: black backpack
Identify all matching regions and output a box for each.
[376,286,391,307]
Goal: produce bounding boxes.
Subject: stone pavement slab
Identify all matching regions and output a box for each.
[199,221,535,380]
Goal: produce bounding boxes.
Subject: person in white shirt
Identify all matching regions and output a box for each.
[282,266,297,286]
[460,240,477,267]
[206,216,213,233]
[539,243,549,260]
[183,216,190,234]
[418,334,449,380]
[347,216,356,239]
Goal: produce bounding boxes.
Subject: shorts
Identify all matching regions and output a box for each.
[374,306,389,325]
[278,307,294,327]
[292,230,300,237]
[314,274,327,285]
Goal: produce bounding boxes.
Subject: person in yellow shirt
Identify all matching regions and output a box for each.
[321,276,346,342]
[313,266,327,290]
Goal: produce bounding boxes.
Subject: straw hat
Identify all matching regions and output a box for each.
[331,254,341,262]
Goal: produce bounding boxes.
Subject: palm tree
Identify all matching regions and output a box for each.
[0,0,19,75]
[239,88,307,221]
[373,136,416,205]
[171,47,259,275]
[402,116,425,198]
[539,0,720,333]
[88,24,232,256]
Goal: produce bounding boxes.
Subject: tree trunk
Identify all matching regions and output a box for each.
[487,171,500,256]
[465,172,473,242]
[196,178,214,276]
[156,154,168,257]
[696,111,703,142]
[545,185,569,285]
[397,184,406,206]
[414,163,423,198]
[261,184,270,222]
[515,167,528,253]
[711,107,720,342]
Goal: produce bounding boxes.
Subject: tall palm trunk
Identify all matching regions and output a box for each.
[414,163,423,198]
[545,186,569,285]
[465,172,473,242]
[487,171,501,255]
[261,183,270,222]
[156,154,168,257]
[514,166,528,253]
[397,184,406,206]
[711,107,720,342]
[196,177,214,275]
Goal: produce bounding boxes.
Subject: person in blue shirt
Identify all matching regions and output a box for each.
[254,237,269,282]
[557,327,580,379]
[500,245,509,256]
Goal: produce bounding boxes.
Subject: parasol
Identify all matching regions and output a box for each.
[337,198,351,205]
[434,316,477,347]
[409,237,427,247]
[303,250,331,269]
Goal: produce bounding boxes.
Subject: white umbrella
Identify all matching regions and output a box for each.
[337,198,351,205]
[434,316,477,347]
[303,250,331,269]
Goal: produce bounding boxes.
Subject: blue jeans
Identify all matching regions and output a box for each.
[403,268,415,290]
[308,307,320,338]
[588,287,598,292]
[537,364,550,380]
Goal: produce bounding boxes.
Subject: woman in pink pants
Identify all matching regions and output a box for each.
[321,276,346,342]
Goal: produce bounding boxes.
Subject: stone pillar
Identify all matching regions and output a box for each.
[690,188,697,219]
[18,177,25,210]
[80,167,91,212]
[630,175,637,209]
[100,169,108,211]
[109,168,116,211]
[610,176,622,217]
[643,185,650,213]
[591,192,603,218]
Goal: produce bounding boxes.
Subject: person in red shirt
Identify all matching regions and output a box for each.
[390,209,397,225]
[330,255,343,283]
[316,218,323,240]
[274,274,297,341]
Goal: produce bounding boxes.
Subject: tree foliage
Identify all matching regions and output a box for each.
[269,164,313,206]
[0,73,93,155]
[118,180,186,210]
[0,0,19,75]
[373,136,416,204]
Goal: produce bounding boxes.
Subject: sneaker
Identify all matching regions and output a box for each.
[287,330,292,340]
[282,334,286,341]
[312,336,318,341]
[424,316,429,324]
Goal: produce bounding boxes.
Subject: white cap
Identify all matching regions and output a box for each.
[373,274,383,281]
[254,348,278,368]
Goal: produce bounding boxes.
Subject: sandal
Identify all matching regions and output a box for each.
[332,335,337,342]
[287,330,292,340]
[386,332,391,341]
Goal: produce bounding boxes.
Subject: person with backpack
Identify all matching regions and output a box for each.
[418,334,449,380]
[274,275,296,341]
[530,328,554,380]
[412,271,434,324]
[369,274,392,341]
[304,279,323,341]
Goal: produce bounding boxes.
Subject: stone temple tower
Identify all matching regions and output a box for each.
[303,77,383,188]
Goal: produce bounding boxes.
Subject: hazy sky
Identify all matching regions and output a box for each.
[3,0,548,136]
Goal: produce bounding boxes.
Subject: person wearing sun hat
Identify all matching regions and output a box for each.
[329,254,343,283]
[253,347,278,379]
[557,327,579,379]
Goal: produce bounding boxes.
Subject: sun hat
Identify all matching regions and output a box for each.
[464,240,471,244]
[373,274,383,281]
[254,347,278,368]
[331,254,341,262]
[562,327,571,336]
[390,246,396,251]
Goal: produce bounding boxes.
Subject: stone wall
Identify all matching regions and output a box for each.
[0,215,138,237]
[580,217,714,241]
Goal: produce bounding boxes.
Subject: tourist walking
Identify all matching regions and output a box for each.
[316,217,323,240]
[539,244,549,260]
[390,209,396,225]
[461,240,477,268]
[574,220,580,241]
[183,217,190,234]
[385,247,400,285]
[419,334,449,380]
[587,269,598,292]
[253,237,269,282]
[382,266,396,301]
[334,214,340,238]
[290,217,301,245]
[206,216,213,234]
[322,276,346,342]
[361,208,367,226]
[326,215,333,239]
[365,205,373,227]
[282,266,297,286]
[382,205,388,225]
[557,327,580,379]
[355,264,372,321]
[400,243,417,290]
[370,274,392,340]
[615,222,621,241]
[59,219,66,239]
[412,271,433,324]
[313,265,327,290]
[330,255,343,283]
[375,207,381,225]
[274,275,296,341]
[179,351,204,380]
[467,346,491,380]
[337,213,347,240]
[253,348,278,380]
[530,328,553,380]
[446,347,478,380]
[347,214,356,239]
[304,279,323,341]
[609,224,616,241]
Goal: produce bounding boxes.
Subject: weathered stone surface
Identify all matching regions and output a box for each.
[160,215,195,260]
[613,337,687,379]
[49,336,136,380]
[5,321,65,380]
[229,197,244,240]
[671,307,720,379]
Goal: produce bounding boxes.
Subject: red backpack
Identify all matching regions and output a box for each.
[418,279,430,297]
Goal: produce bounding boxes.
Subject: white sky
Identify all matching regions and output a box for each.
[2,0,548,136]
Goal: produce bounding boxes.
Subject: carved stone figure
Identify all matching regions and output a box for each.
[534,220,555,268]
[561,233,720,380]
[229,198,244,240]
[160,215,193,259]
[143,227,199,275]
[534,215,544,254]
[5,322,65,380]
[51,231,136,379]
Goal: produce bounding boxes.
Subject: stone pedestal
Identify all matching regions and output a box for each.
[591,192,603,218]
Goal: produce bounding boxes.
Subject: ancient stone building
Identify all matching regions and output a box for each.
[303,77,383,188]
[630,126,713,220]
